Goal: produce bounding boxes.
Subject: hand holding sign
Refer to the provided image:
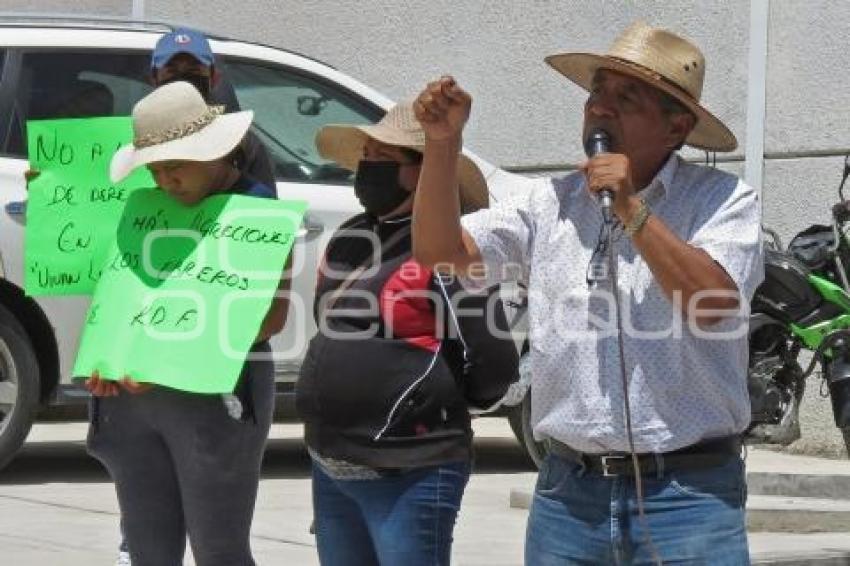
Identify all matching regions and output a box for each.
[25,117,153,296]
[73,189,307,394]
[84,371,153,396]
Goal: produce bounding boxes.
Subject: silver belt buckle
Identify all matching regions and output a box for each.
[600,454,626,477]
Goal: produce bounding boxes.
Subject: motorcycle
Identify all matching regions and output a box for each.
[747,154,850,456]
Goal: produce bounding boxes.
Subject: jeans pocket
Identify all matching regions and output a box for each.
[87,396,100,432]
[86,396,121,459]
[85,397,101,455]
[534,454,553,492]
[535,455,579,499]
[86,395,119,437]
[667,457,745,505]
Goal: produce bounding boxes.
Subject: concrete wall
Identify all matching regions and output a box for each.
[0,0,129,16]
[3,0,849,456]
[146,0,753,168]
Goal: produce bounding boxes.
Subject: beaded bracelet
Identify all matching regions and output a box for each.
[625,198,651,237]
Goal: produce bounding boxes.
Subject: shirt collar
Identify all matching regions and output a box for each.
[640,152,680,199]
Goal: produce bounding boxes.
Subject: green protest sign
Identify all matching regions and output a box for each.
[25,117,154,296]
[72,189,307,394]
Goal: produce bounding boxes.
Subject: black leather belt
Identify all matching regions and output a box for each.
[545,435,741,478]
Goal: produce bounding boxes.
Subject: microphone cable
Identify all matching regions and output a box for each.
[595,214,664,566]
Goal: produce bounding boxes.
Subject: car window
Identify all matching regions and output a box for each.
[222,58,384,185]
[3,50,151,158]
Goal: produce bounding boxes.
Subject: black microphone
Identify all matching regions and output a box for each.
[584,128,615,224]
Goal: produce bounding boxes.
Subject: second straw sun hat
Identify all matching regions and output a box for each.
[316,101,489,213]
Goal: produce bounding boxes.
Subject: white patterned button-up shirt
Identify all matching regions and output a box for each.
[462,154,764,453]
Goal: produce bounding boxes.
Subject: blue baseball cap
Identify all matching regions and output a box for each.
[151,27,215,70]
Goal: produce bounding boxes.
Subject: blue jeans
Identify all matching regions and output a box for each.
[311,460,470,566]
[525,453,749,565]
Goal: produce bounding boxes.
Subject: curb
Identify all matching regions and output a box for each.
[748,472,850,501]
[753,553,850,565]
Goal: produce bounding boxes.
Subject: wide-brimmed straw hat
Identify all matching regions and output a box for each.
[315,101,489,213]
[545,21,737,152]
[110,81,253,183]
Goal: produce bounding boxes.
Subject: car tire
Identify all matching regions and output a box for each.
[0,303,40,471]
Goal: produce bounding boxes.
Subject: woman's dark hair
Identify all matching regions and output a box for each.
[225,146,244,169]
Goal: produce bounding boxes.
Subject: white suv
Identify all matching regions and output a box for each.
[0,17,534,470]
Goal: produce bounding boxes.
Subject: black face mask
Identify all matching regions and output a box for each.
[354,160,412,217]
[159,73,212,101]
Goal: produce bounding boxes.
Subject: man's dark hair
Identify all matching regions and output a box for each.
[656,90,695,151]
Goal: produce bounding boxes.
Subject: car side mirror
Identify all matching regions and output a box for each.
[310,163,353,183]
[297,95,328,116]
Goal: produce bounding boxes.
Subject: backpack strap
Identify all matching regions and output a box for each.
[320,225,412,315]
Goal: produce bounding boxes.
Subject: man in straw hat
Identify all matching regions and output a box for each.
[296,101,517,565]
[85,81,290,566]
[412,22,762,564]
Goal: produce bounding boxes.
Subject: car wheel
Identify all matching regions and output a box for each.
[0,304,40,471]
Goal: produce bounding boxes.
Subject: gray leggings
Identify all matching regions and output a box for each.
[87,348,274,566]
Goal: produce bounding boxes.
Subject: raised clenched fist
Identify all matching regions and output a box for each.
[413,75,472,142]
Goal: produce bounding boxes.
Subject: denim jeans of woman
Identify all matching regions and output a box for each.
[312,461,470,566]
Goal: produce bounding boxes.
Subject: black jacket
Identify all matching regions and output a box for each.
[236,130,276,195]
[296,213,518,469]
[210,79,276,193]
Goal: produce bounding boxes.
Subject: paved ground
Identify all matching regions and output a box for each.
[1,420,848,565]
[2,419,537,565]
[786,355,850,460]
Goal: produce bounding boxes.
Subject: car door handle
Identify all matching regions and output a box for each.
[5,201,26,221]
